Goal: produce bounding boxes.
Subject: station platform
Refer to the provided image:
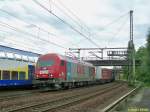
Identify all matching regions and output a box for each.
[128,87,150,112]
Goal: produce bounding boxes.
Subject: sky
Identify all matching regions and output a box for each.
[0,0,150,57]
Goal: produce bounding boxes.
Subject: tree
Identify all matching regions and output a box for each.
[123,29,150,85]
[145,30,150,83]
[146,30,150,68]
[135,29,150,85]
[135,46,147,82]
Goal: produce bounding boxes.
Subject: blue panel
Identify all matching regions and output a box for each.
[0,80,32,87]
[28,65,35,80]
[67,62,72,80]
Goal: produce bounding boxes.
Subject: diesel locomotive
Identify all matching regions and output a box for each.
[34,53,114,90]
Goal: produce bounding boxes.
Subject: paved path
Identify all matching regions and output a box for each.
[128,88,150,111]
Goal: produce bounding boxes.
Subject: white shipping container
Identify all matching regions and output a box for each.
[95,66,102,79]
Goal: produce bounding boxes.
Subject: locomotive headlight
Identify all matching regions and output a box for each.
[49,74,53,77]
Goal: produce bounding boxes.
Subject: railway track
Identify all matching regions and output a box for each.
[0,83,113,102]
[102,86,141,112]
[0,89,40,101]
[4,83,123,112]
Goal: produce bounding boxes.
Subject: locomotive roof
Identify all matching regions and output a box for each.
[40,53,94,67]
[59,54,93,67]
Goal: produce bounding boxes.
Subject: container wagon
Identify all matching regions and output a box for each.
[101,68,113,82]
[95,67,115,83]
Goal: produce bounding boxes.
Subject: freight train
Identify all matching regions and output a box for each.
[0,57,35,88]
[0,53,115,89]
[34,53,115,90]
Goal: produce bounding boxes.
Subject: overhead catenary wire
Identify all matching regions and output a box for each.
[0,1,130,51]
[107,15,129,46]
[0,21,67,50]
[56,0,91,33]
[0,33,64,54]
[56,0,129,35]
[52,1,90,35]
[83,11,130,46]
[113,16,129,39]
[0,0,129,48]
[98,12,129,32]
[53,0,103,46]
[33,0,101,48]
[54,0,129,46]
[0,30,53,53]
[0,9,55,36]
[49,1,93,46]
[87,12,129,42]
[0,29,12,33]
[0,9,78,47]
[0,35,43,53]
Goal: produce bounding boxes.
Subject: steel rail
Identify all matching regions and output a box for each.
[101,86,140,112]
[6,84,122,112]
[0,90,40,101]
[40,84,124,112]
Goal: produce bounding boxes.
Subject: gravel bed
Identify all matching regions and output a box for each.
[49,83,131,112]
[0,82,118,111]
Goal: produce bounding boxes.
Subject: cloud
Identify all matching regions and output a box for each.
[0,0,149,56]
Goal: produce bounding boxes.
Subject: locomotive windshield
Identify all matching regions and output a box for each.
[37,60,54,67]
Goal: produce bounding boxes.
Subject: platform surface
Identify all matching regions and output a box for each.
[128,88,150,112]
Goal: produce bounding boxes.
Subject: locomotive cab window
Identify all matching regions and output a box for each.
[3,71,10,80]
[38,60,54,67]
[19,72,26,80]
[60,60,64,66]
[12,71,18,80]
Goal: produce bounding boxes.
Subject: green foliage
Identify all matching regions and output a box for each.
[122,66,128,80]
[135,46,147,82]
[134,30,150,85]
[146,30,150,70]
[123,29,150,86]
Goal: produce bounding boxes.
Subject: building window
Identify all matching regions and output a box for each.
[19,72,26,80]
[3,71,10,80]
[12,71,18,80]
[61,60,64,66]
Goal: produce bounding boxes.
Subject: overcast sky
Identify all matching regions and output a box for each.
[0,0,149,56]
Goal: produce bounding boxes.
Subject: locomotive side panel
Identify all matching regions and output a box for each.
[66,62,93,82]
[59,60,67,81]
[67,61,72,81]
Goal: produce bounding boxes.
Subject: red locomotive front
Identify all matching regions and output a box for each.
[35,54,66,80]
[34,53,97,90]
